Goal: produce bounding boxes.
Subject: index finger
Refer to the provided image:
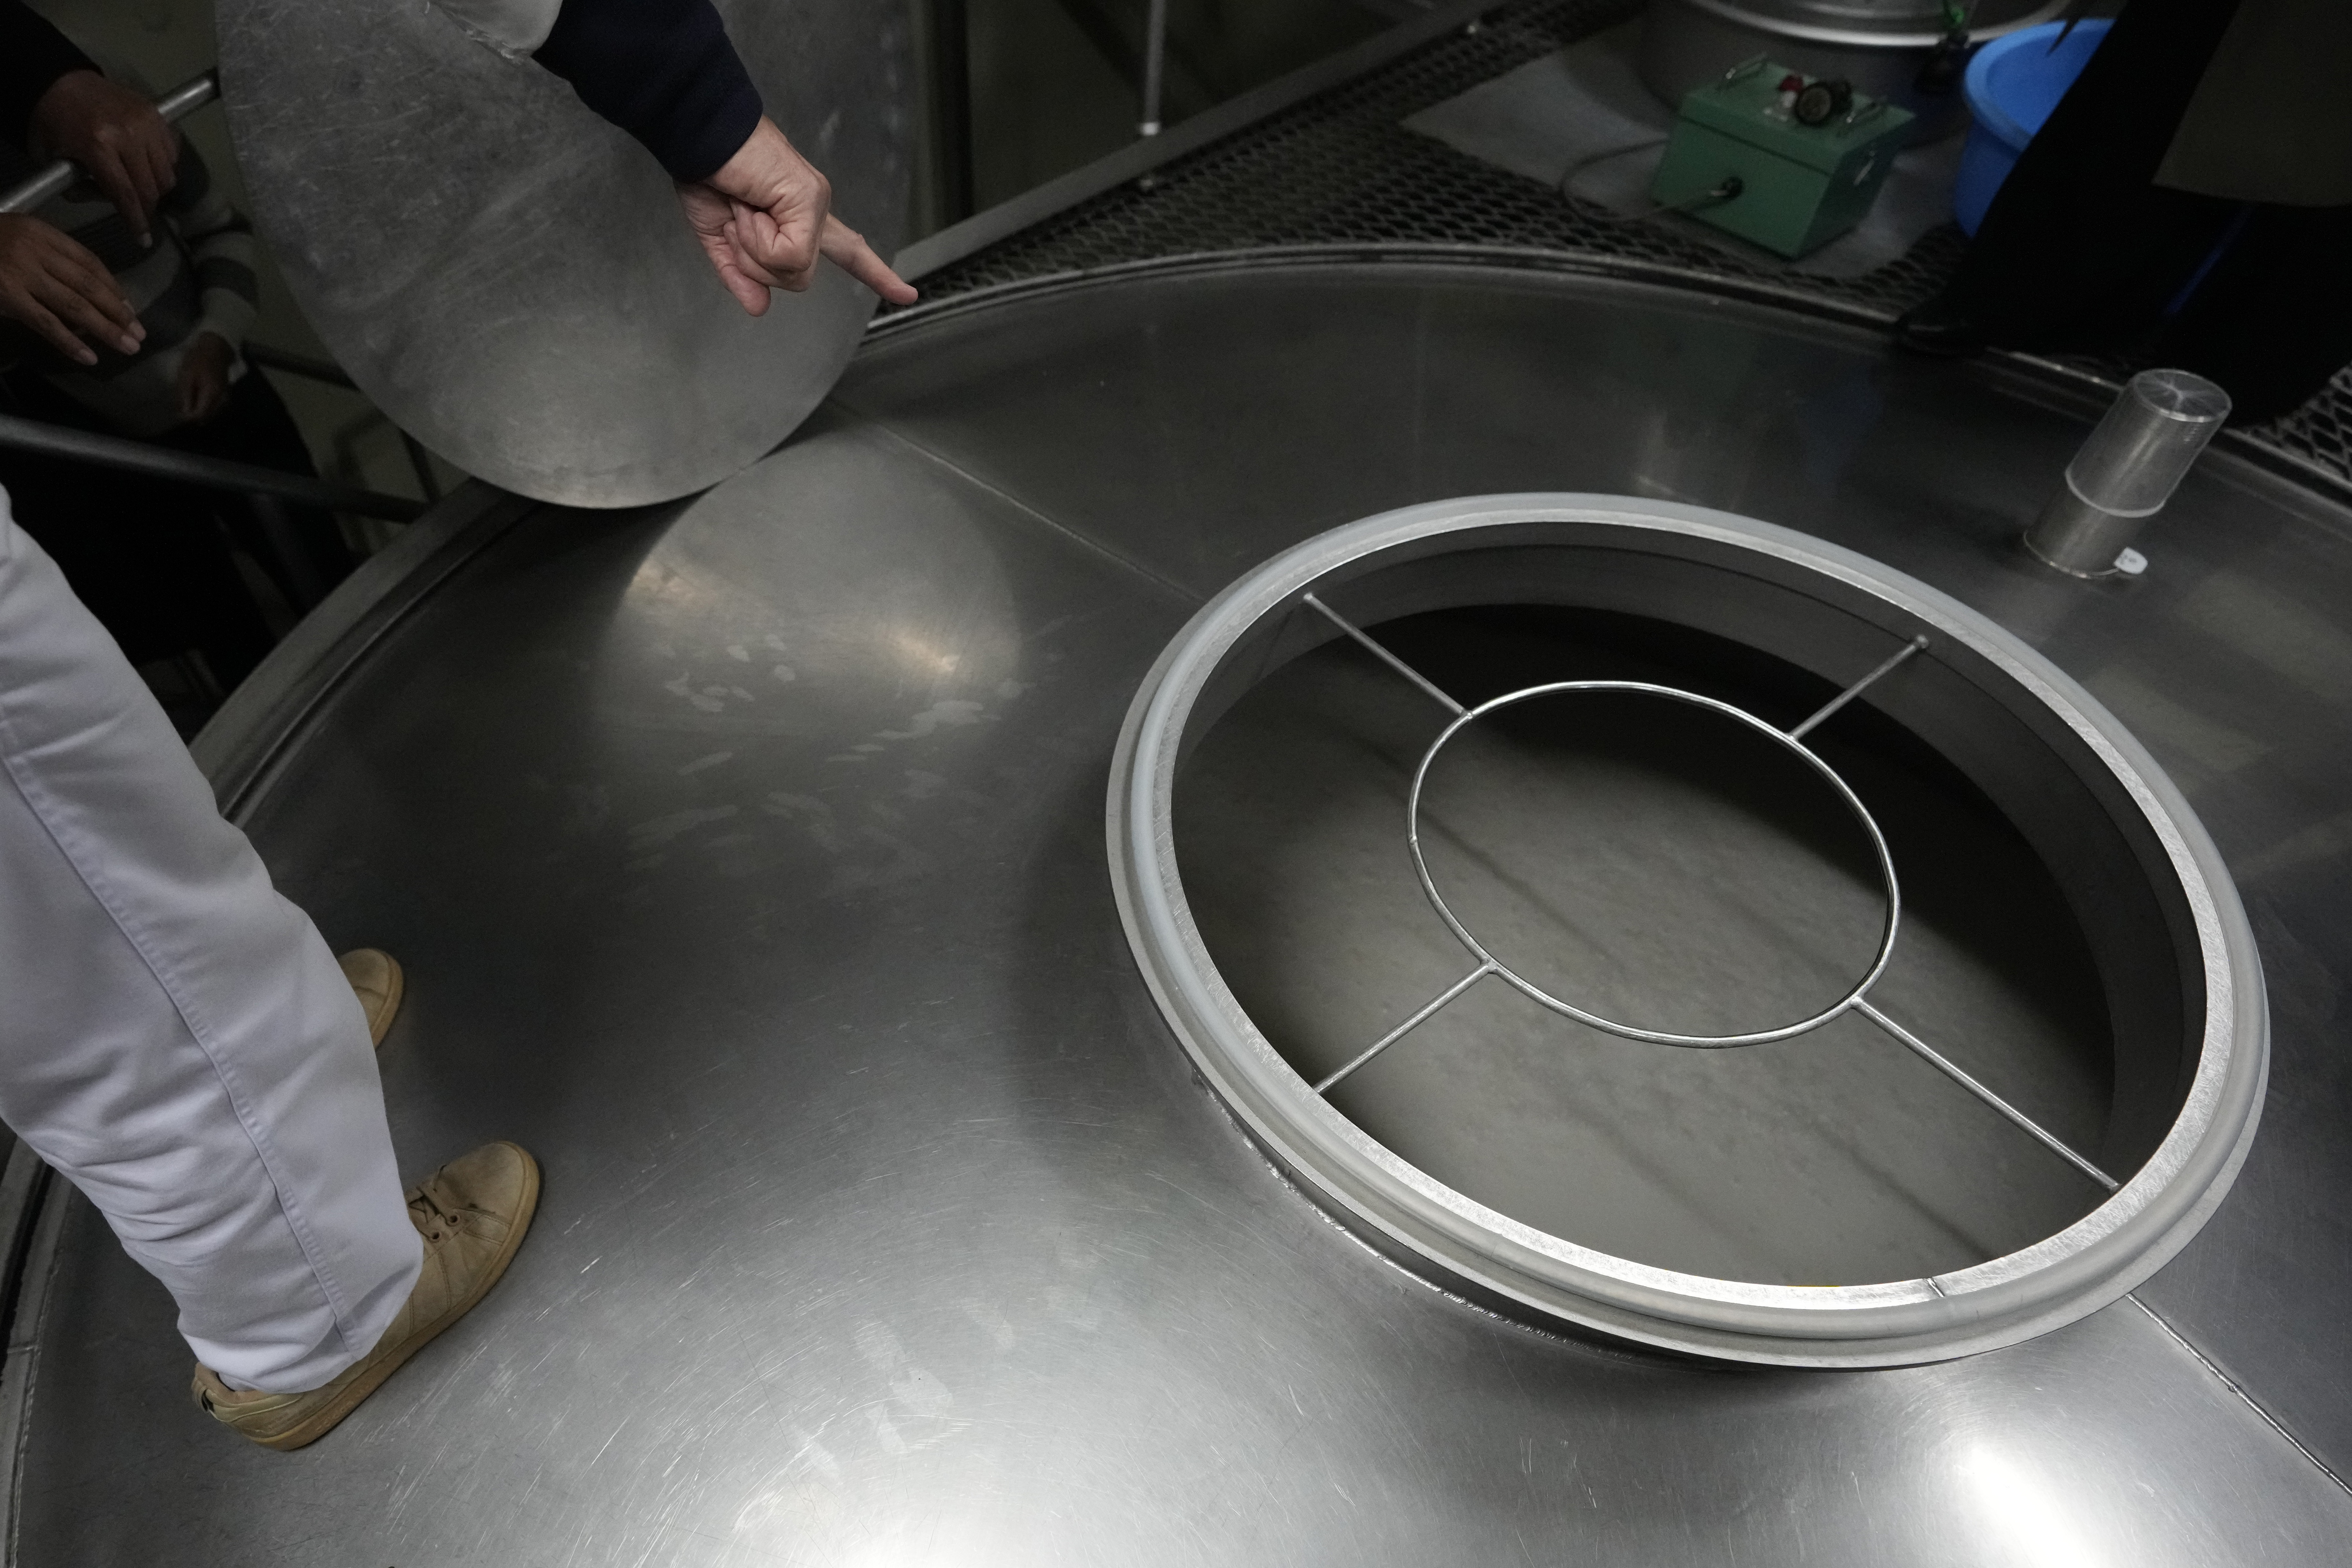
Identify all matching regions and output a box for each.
[819,217,916,306]
[142,123,180,201]
[36,229,140,333]
[129,137,172,225]
[30,267,141,355]
[85,147,153,241]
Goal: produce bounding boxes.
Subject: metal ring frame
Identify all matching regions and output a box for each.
[1110,499,2268,1368]
[1300,591,2115,1192]
[1405,681,1902,1051]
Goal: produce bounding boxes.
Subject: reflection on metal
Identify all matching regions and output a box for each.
[1112,493,2266,1364]
[216,0,912,508]
[1955,1441,2110,1565]
[0,71,219,215]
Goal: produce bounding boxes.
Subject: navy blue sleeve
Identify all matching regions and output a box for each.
[533,0,764,184]
[1,0,97,145]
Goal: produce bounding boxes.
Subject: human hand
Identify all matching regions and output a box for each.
[0,214,143,365]
[176,331,234,423]
[28,69,179,246]
[675,117,916,315]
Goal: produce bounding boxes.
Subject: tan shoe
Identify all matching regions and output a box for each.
[338,948,404,1047]
[193,1140,541,1451]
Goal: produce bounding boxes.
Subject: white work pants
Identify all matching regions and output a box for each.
[0,493,418,1392]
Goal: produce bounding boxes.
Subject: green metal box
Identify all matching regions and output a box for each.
[1650,61,1915,259]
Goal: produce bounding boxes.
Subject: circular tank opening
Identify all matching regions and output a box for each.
[1110,496,2265,1365]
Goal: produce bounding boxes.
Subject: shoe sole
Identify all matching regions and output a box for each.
[256,1143,541,1451]
[365,954,405,1048]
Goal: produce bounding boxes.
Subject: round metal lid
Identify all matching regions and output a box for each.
[217,0,911,507]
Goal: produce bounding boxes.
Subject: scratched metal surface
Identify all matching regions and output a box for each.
[14,263,2350,1562]
[217,0,912,508]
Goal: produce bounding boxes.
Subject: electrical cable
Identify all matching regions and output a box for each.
[1555,137,1667,197]
[1556,139,1743,226]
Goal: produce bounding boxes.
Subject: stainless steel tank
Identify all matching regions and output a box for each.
[4,254,2344,1567]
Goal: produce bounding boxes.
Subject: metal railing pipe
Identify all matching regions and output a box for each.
[239,344,452,504]
[0,71,221,215]
[1138,0,1169,135]
[0,413,426,521]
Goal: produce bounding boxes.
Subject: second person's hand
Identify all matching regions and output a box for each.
[676,117,916,316]
[175,331,234,423]
[0,215,144,365]
[27,70,179,247]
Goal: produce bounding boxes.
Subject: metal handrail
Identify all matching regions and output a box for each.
[238,346,445,504]
[0,72,221,215]
[1138,0,1170,135]
[0,412,424,521]
[0,74,447,509]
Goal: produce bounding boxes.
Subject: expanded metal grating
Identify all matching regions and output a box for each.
[2259,366,2352,484]
[909,0,2352,492]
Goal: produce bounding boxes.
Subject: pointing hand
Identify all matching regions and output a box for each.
[676,117,916,315]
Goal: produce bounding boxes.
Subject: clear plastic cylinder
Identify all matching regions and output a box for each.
[2025,369,2230,577]
[2065,369,2231,516]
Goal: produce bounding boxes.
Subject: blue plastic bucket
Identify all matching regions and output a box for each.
[1954,19,2112,235]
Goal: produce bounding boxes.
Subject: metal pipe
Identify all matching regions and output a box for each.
[1787,634,1929,741]
[1302,592,1465,716]
[0,413,425,522]
[1138,0,1170,136]
[238,345,445,509]
[0,71,220,215]
[1316,962,1496,1093]
[240,344,444,509]
[1855,999,2119,1192]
